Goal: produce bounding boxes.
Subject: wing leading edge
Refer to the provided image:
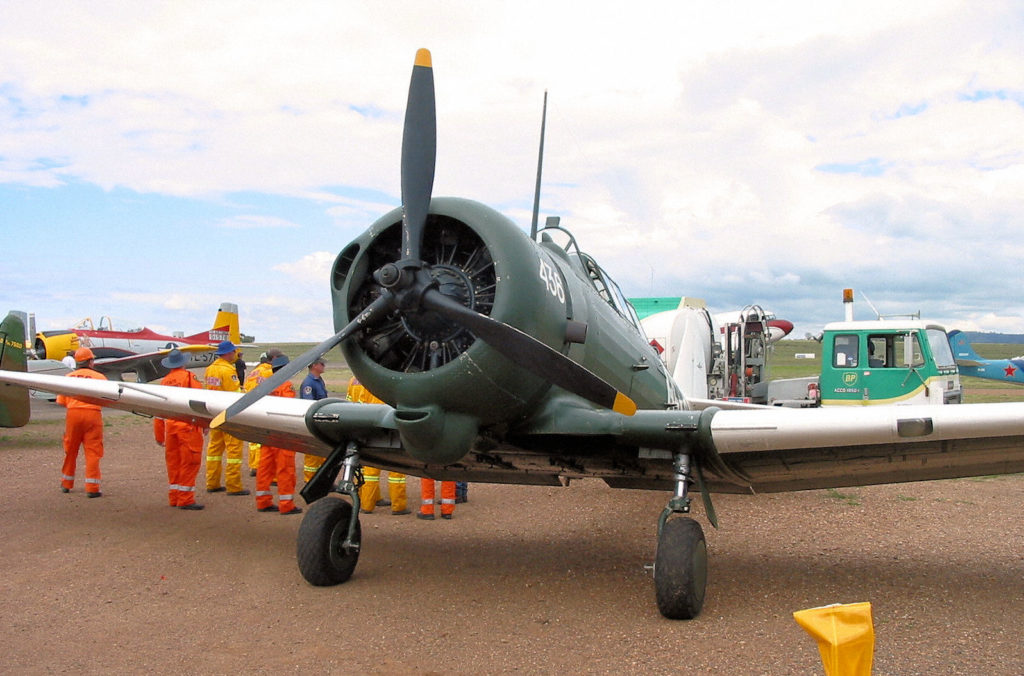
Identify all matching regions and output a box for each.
[704,404,1024,492]
[0,370,329,455]
[3,369,1024,495]
[304,392,1024,494]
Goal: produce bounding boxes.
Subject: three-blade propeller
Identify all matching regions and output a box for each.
[212,48,636,430]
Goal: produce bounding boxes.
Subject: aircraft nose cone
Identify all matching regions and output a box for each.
[400,264,474,344]
[769,320,794,337]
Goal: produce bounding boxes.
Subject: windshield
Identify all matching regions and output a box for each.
[579,253,644,332]
[926,329,957,369]
[833,334,859,368]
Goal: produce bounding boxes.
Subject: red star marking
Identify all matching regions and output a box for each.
[1004,364,1016,377]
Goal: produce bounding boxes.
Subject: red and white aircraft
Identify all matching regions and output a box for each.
[28,302,243,382]
[33,302,242,360]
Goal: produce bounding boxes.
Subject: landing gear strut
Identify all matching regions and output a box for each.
[296,442,363,586]
[654,452,708,619]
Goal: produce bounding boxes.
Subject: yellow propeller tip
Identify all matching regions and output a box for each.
[415,48,432,68]
[211,411,226,429]
[613,392,637,416]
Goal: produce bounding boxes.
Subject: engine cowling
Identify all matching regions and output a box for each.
[333,197,571,461]
[34,331,79,361]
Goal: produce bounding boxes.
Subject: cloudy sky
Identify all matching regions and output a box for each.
[3,1,1023,343]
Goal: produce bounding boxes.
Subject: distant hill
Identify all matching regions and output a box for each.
[956,331,1024,344]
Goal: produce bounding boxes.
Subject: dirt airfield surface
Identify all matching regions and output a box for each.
[1,400,1022,675]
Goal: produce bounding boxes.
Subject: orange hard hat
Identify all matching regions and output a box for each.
[74,347,95,362]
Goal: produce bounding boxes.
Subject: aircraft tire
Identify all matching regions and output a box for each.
[296,496,361,586]
[654,517,707,619]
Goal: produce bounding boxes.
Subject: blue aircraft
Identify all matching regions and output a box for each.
[948,330,1024,384]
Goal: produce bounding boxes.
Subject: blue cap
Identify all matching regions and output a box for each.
[215,340,237,355]
[160,349,188,369]
[270,354,290,371]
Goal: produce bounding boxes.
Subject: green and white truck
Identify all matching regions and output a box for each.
[766,291,962,407]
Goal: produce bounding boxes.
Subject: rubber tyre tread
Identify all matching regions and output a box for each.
[654,517,708,620]
[296,496,361,586]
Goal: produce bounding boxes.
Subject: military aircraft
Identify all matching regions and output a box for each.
[27,302,243,382]
[33,302,242,361]
[4,49,1024,620]
[949,330,1024,385]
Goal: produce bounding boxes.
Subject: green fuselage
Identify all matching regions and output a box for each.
[330,197,674,463]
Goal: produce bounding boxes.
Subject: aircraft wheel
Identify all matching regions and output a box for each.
[296,496,361,586]
[654,517,707,619]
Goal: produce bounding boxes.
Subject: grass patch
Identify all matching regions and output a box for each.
[0,433,56,449]
[933,497,976,506]
[824,488,861,506]
[24,416,65,427]
[241,343,353,396]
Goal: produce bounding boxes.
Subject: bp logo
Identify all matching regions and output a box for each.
[843,372,859,386]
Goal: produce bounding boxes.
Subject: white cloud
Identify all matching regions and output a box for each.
[2,0,1023,340]
[273,251,336,285]
[215,214,300,229]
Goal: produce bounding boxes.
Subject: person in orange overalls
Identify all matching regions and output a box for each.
[418,478,456,520]
[152,349,206,510]
[347,377,410,515]
[255,355,302,515]
[242,348,283,477]
[57,347,108,497]
[204,340,249,496]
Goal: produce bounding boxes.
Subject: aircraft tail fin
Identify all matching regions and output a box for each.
[0,312,31,427]
[212,302,241,344]
[948,330,984,367]
[186,302,241,345]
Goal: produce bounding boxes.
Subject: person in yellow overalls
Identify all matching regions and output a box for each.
[242,349,283,476]
[347,377,410,515]
[204,341,249,496]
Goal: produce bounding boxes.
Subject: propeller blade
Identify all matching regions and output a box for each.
[421,288,637,415]
[401,48,436,263]
[211,293,395,429]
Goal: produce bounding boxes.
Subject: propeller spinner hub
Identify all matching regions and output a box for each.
[375,263,402,288]
[400,264,474,344]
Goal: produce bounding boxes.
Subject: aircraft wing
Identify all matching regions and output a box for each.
[0,370,335,455]
[3,369,1024,496]
[93,344,216,383]
[698,403,1024,492]
[528,401,1024,495]
[683,396,767,411]
[299,392,1024,494]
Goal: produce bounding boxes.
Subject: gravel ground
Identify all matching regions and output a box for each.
[1,399,1022,675]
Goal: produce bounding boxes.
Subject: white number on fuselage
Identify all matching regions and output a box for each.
[538,259,565,304]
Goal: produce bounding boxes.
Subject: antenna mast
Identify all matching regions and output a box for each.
[529,90,548,240]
